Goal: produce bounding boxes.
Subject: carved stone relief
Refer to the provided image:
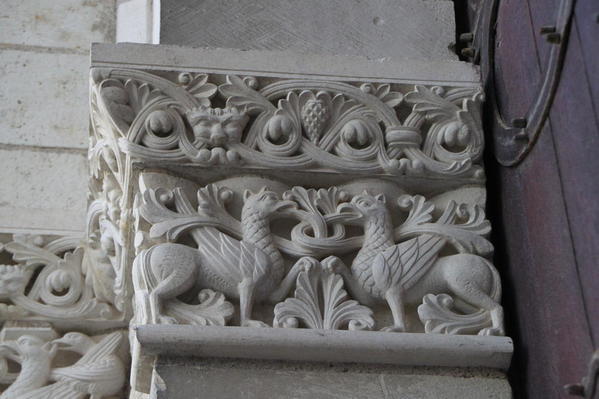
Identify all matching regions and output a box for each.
[0,234,122,328]
[0,322,127,399]
[0,59,506,397]
[90,69,485,179]
[83,66,503,337]
[131,176,502,335]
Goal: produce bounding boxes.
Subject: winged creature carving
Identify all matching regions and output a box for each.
[0,331,124,399]
[0,336,57,399]
[50,331,125,399]
[323,191,504,335]
[134,187,315,326]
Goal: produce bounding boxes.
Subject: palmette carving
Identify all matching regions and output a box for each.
[273,259,374,330]
[0,329,126,399]
[90,69,485,179]
[417,293,497,335]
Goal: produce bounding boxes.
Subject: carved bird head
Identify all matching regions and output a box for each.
[344,191,388,220]
[242,187,297,219]
[0,336,57,361]
[52,332,94,354]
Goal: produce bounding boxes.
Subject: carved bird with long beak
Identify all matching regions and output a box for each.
[49,332,125,399]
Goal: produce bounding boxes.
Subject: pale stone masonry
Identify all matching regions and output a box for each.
[0,0,116,235]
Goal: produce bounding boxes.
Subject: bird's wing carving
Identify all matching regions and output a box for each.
[372,235,445,292]
[77,332,122,365]
[197,227,269,284]
[51,360,119,394]
[18,381,85,399]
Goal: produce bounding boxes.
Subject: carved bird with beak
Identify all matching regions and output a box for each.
[0,336,57,399]
[49,332,125,399]
[135,186,314,326]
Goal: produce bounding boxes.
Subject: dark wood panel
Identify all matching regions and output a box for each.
[548,18,599,346]
[470,0,599,397]
[492,126,594,398]
[573,0,599,121]
[493,0,542,121]
[526,0,559,72]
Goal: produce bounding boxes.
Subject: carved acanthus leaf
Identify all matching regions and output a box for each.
[274,261,374,331]
[164,289,234,326]
[396,195,493,256]
[417,294,494,335]
[177,72,217,105]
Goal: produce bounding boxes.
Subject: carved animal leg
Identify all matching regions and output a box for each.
[268,257,317,303]
[321,256,374,306]
[483,306,505,336]
[448,282,505,336]
[382,287,407,332]
[149,275,182,324]
[238,278,268,327]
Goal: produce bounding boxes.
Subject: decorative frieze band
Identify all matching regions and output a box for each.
[90,69,485,179]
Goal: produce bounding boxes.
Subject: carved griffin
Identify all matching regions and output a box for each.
[324,191,504,335]
[134,187,315,326]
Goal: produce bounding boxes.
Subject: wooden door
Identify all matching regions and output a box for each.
[460,0,599,397]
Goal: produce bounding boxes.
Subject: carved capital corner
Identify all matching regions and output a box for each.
[81,44,510,394]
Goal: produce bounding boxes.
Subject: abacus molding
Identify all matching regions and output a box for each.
[136,325,513,370]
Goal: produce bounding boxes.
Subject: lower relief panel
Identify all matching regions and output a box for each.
[132,171,504,337]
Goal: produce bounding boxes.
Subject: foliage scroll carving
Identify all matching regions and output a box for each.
[90,69,485,180]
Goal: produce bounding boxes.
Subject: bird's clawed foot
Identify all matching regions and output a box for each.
[290,256,318,275]
[154,315,178,325]
[380,325,407,333]
[321,256,349,275]
[478,327,505,336]
[241,319,270,328]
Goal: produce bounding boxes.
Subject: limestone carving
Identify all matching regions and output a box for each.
[133,176,502,335]
[84,64,505,339]
[0,235,119,325]
[324,192,504,335]
[134,186,315,326]
[90,69,485,179]
[273,259,374,330]
[0,328,126,399]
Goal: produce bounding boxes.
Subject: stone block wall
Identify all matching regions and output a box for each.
[0,0,116,235]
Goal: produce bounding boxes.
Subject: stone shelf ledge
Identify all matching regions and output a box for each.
[135,325,513,370]
[91,43,479,86]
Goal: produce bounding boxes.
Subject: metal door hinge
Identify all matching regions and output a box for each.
[471,0,576,166]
